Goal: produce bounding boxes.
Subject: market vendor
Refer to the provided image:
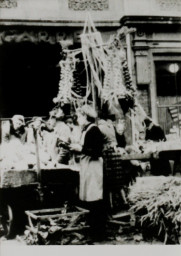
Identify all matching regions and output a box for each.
[98,114,118,151]
[3,115,28,144]
[69,104,106,241]
[40,117,58,166]
[115,119,142,171]
[50,106,72,164]
[0,115,36,170]
[64,115,82,165]
[64,115,81,144]
[144,118,171,176]
[98,116,129,211]
[25,116,58,167]
[114,118,143,208]
[27,116,45,143]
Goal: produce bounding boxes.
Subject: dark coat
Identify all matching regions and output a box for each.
[145,125,166,142]
[82,123,103,159]
[145,124,171,176]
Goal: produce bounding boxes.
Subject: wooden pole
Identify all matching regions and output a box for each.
[126,33,133,81]
[174,71,180,137]
[126,33,136,144]
[33,128,43,203]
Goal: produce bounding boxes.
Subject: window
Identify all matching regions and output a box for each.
[156,61,181,97]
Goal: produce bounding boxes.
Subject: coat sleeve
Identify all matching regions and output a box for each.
[82,126,103,159]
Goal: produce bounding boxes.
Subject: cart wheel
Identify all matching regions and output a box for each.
[1,204,14,238]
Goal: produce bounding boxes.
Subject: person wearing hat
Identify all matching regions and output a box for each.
[64,115,81,144]
[70,104,106,241]
[1,115,34,170]
[52,107,72,164]
[3,115,28,144]
[26,116,53,167]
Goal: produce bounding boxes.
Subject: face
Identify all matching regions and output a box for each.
[65,118,74,130]
[77,113,87,127]
[33,119,42,129]
[46,118,56,130]
[116,122,125,135]
[56,108,64,119]
[12,119,24,130]
[139,131,145,140]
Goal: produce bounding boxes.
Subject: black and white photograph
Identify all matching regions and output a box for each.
[0,0,181,253]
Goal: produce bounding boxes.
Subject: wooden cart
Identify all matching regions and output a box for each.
[0,166,79,238]
[0,153,152,238]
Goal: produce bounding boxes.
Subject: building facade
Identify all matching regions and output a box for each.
[0,0,181,134]
[122,0,181,134]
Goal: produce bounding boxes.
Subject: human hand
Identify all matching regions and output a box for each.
[116,147,127,155]
[69,143,82,152]
[130,160,140,166]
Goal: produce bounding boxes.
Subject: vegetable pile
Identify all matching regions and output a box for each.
[128,176,181,244]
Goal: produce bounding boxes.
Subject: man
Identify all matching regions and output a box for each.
[144,118,166,142]
[144,118,171,176]
[51,106,71,164]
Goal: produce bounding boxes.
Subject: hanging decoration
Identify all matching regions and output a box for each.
[53,14,137,117]
[80,13,107,110]
[102,44,127,107]
[102,28,136,113]
[53,53,78,105]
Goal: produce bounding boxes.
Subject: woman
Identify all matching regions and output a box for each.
[70,104,105,241]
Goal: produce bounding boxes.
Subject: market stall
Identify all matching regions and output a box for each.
[1,15,179,242]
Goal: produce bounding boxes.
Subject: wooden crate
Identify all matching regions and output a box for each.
[25,206,90,232]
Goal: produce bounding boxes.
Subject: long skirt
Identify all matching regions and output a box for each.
[79,155,103,202]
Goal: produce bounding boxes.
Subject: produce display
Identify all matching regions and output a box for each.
[72,68,85,97]
[0,15,181,246]
[0,128,60,171]
[53,54,77,105]
[128,176,181,244]
[0,140,36,171]
[102,34,135,112]
[53,15,136,114]
[102,47,126,105]
[0,142,55,171]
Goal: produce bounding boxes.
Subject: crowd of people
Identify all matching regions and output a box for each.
[0,104,172,241]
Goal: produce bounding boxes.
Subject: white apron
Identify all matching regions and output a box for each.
[79,124,103,202]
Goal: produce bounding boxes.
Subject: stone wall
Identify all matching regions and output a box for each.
[137,88,150,116]
[0,0,180,26]
[124,0,181,17]
[0,0,123,26]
